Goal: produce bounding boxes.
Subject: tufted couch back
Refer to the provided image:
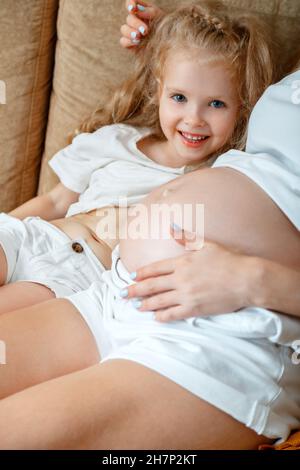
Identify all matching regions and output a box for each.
[1,0,300,212]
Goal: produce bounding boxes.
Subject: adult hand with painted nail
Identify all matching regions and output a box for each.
[120,1,164,49]
[125,226,256,322]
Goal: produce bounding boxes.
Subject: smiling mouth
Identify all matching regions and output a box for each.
[178,131,209,145]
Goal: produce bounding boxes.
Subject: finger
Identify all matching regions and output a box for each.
[126,0,162,21]
[126,13,148,35]
[170,223,185,245]
[155,305,194,323]
[170,224,196,243]
[135,2,163,21]
[126,273,175,299]
[170,225,204,251]
[133,257,176,281]
[120,23,142,43]
[126,0,137,13]
[185,234,204,251]
[138,290,178,312]
[120,37,137,49]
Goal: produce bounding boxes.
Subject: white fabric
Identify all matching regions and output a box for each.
[66,245,300,442]
[212,70,300,230]
[0,213,105,297]
[49,123,199,217]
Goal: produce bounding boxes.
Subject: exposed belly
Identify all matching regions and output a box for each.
[51,206,127,269]
[120,167,300,273]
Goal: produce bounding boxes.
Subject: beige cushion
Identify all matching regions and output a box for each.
[0,0,58,212]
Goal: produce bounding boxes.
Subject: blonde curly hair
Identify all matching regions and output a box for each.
[68,1,274,157]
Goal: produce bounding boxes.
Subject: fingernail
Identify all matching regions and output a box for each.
[128,5,134,12]
[130,271,137,280]
[131,39,141,44]
[132,299,142,308]
[120,288,128,298]
[138,26,146,35]
[130,31,138,39]
[137,4,146,11]
[171,222,182,231]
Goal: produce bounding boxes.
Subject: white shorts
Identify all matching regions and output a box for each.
[0,213,105,297]
[65,245,300,443]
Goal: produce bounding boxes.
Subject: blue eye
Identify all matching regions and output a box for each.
[171,94,186,103]
[210,100,225,108]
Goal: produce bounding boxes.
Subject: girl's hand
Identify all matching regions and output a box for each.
[120,1,163,49]
[124,226,255,322]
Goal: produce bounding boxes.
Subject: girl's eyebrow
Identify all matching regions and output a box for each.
[207,96,227,100]
[165,86,230,100]
[165,86,187,93]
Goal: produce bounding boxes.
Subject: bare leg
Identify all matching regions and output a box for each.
[0,360,273,449]
[0,245,55,314]
[0,299,100,398]
[0,282,55,315]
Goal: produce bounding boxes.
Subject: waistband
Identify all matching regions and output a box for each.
[109,244,134,288]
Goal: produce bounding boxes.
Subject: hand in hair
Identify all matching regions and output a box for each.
[120,1,163,49]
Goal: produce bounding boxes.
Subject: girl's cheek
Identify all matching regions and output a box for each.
[164,108,178,122]
[219,112,236,135]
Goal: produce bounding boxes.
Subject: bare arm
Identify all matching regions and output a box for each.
[254,256,300,318]
[9,183,79,221]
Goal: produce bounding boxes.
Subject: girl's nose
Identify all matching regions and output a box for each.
[184,108,206,127]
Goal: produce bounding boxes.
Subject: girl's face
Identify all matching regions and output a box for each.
[158,50,241,166]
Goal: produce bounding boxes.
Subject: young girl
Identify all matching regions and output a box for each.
[0,2,272,315]
[0,6,299,451]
